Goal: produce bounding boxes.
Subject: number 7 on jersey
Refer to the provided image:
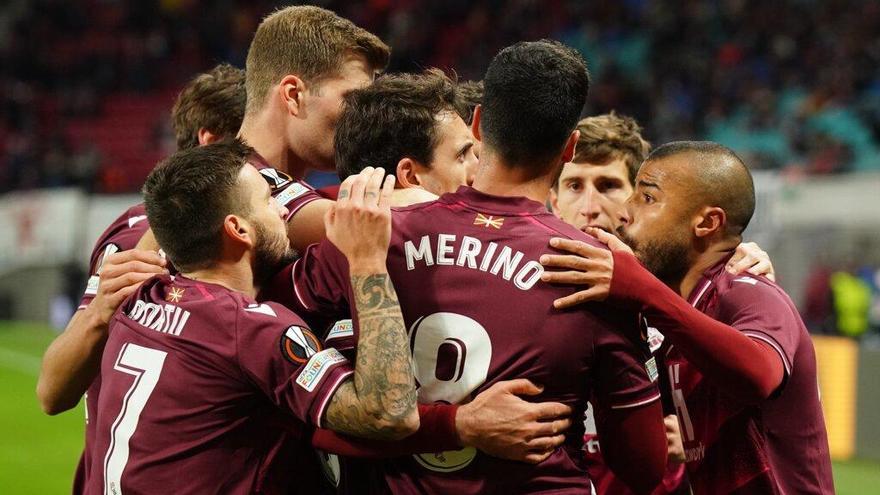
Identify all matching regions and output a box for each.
[103,343,167,495]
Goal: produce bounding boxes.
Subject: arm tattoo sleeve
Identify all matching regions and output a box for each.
[325,273,417,439]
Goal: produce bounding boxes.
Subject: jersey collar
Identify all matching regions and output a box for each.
[440,186,550,216]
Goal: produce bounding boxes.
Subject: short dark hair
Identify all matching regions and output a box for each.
[335,69,457,180]
[647,141,755,236]
[171,64,246,150]
[481,40,590,168]
[143,140,253,272]
[571,112,650,185]
[454,80,483,126]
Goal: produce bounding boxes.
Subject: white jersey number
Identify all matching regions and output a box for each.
[668,362,695,442]
[103,343,167,495]
[409,312,493,472]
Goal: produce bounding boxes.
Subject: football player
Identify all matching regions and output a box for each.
[542,141,833,494]
[263,40,669,494]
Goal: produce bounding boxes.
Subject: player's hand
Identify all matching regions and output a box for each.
[538,228,621,308]
[665,415,686,463]
[89,250,168,326]
[456,379,572,464]
[727,242,775,281]
[324,167,395,274]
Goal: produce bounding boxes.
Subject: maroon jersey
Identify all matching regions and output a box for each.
[267,186,660,494]
[78,204,150,310]
[583,324,688,495]
[663,260,833,494]
[73,204,151,494]
[86,274,351,494]
[250,153,323,222]
[73,158,319,494]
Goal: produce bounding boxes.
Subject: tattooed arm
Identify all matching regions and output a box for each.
[322,167,418,440]
[325,273,418,439]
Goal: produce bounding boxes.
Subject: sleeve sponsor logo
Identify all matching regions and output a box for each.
[84,275,100,296]
[96,243,120,274]
[296,348,347,392]
[645,356,659,382]
[281,325,322,365]
[325,319,353,342]
[274,182,310,207]
[260,168,294,190]
[646,325,665,353]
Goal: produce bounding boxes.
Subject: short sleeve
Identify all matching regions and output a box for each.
[274,180,322,222]
[592,310,661,410]
[259,240,352,330]
[235,302,353,427]
[718,278,800,378]
[78,212,150,309]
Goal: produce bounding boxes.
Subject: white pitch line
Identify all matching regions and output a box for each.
[0,346,41,376]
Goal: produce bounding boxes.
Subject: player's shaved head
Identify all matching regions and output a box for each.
[646,141,755,236]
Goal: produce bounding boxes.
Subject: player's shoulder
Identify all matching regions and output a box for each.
[712,269,797,315]
[227,291,310,329]
[87,203,149,266]
[714,269,780,298]
[99,202,148,239]
[532,214,605,245]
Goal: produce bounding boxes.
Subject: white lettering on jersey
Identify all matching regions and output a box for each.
[275,182,309,208]
[296,348,348,392]
[404,235,435,270]
[326,319,354,342]
[127,300,191,336]
[733,276,758,285]
[404,234,544,290]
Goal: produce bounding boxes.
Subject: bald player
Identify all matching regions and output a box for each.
[542,141,833,494]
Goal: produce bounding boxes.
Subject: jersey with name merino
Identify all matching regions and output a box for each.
[86,275,351,494]
[664,260,833,494]
[274,186,660,494]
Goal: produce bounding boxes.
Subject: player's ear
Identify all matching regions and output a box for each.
[471,105,482,142]
[223,214,256,249]
[396,158,422,189]
[561,130,580,164]
[197,128,220,146]
[693,206,726,239]
[278,75,305,117]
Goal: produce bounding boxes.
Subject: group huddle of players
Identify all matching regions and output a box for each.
[36,5,834,495]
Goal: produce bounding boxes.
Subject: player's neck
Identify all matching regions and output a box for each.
[390,187,438,207]
[678,240,738,300]
[471,153,556,205]
[239,114,308,180]
[182,263,258,299]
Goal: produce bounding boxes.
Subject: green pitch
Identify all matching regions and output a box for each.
[1,321,878,493]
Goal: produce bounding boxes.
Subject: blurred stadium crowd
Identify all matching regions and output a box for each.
[1,0,879,339]
[4,0,880,193]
